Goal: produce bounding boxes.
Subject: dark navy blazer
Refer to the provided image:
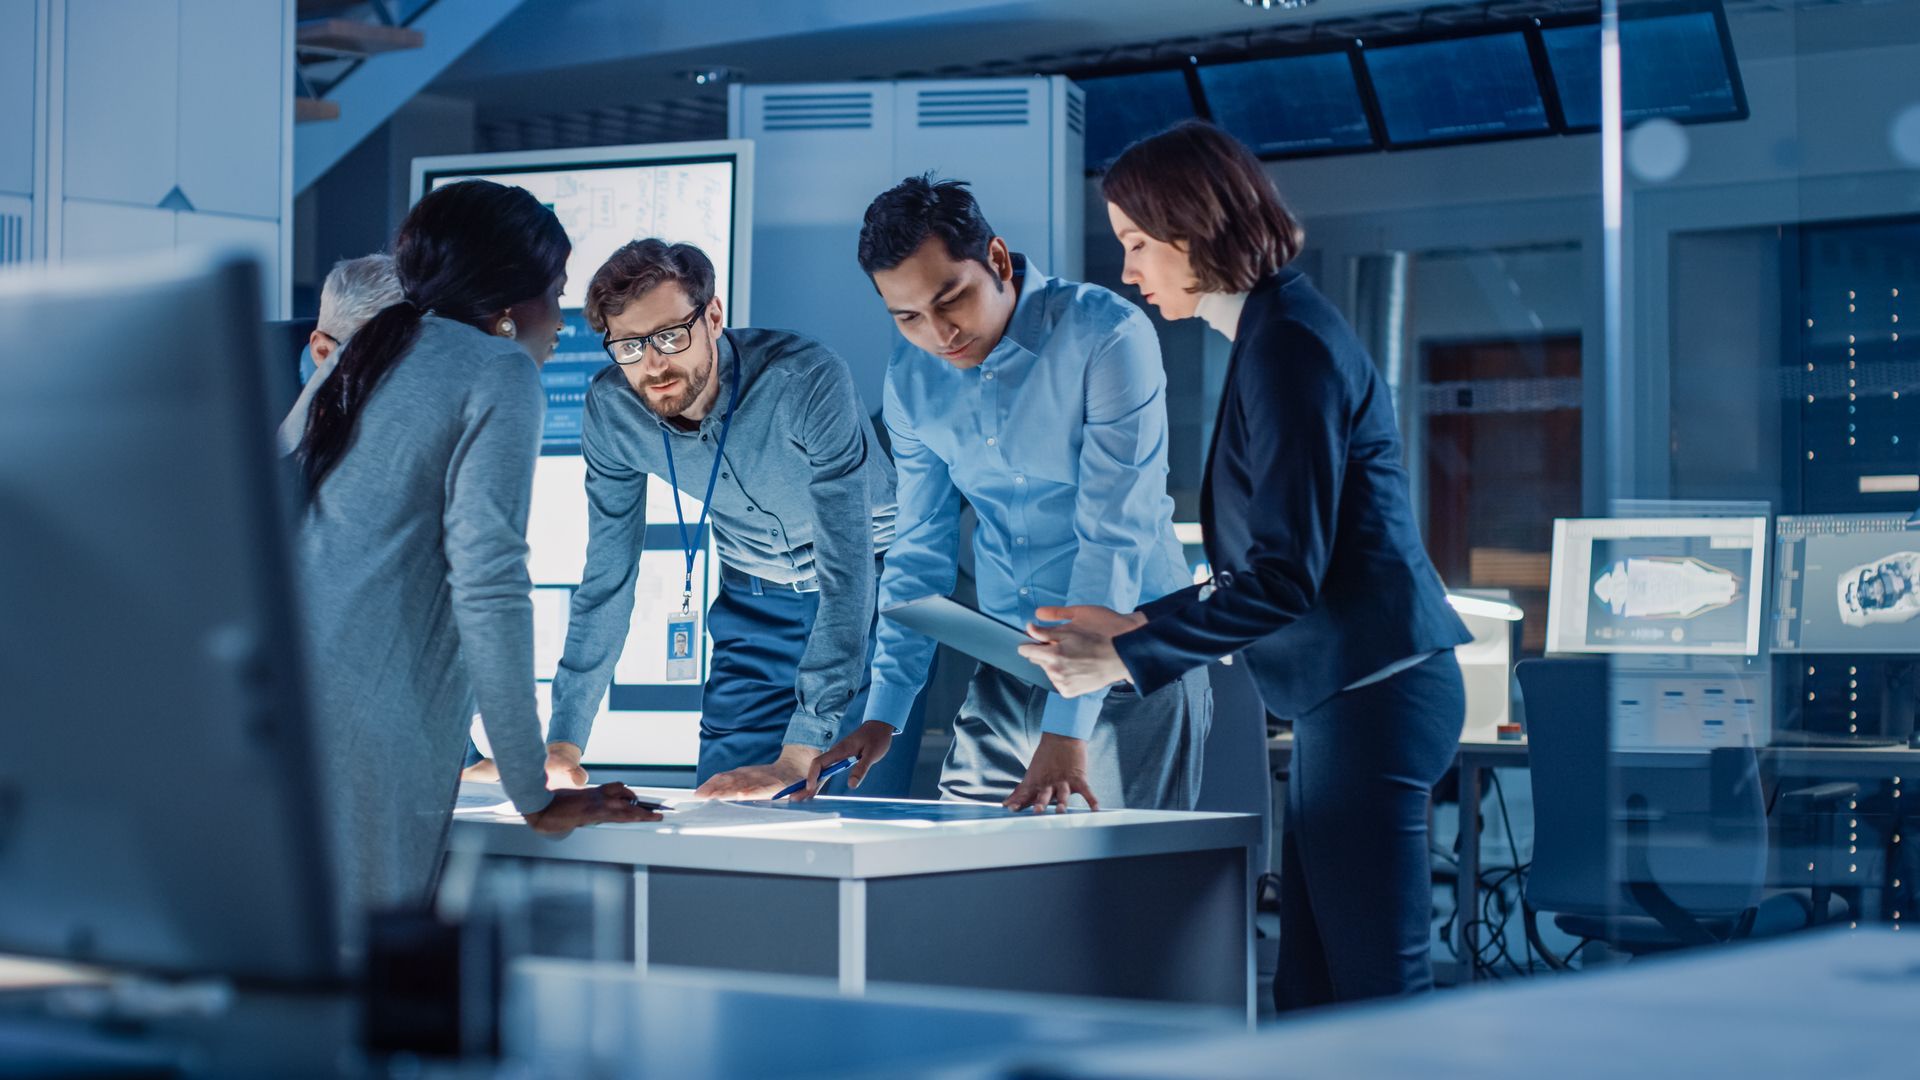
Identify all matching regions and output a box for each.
[1115,267,1470,717]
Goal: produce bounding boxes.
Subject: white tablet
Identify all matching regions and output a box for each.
[881,595,1052,688]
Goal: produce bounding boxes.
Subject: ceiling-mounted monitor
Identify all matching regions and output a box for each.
[1358,28,1553,149]
[1195,47,1377,158]
[1076,66,1205,170]
[1542,1,1748,132]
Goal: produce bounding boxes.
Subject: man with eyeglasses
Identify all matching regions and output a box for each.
[539,238,899,798]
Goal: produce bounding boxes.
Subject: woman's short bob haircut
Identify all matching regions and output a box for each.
[1101,120,1305,295]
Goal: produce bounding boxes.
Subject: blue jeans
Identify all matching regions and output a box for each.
[1276,649,1465,1012]
[697,571,924,796]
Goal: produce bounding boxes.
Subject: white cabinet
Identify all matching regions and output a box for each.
[62,0,179,208]
[178,0,284,219]
[177,209,279,309]
[61,200,175,258]
[0,0,36,199]
[731,77,1085,412]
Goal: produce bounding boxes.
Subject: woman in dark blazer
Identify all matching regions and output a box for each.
[1021,121,1472,1012]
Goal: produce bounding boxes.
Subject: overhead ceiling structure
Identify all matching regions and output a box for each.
[433,0,1397,151]
[307,0,1903,166]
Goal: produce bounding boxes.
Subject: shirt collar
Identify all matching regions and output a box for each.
[1194,291,1249,343]
[989,253,1049,359]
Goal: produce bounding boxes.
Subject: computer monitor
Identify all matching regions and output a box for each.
[414,141,753,770]
[1075,67,1204,169]
[1542,2,1748,132]
[0,252,338,983]
[1194,49,1377,158]
[1547,516,1768,656]
[1772,513,1920,653]
[1358,29,1552,148]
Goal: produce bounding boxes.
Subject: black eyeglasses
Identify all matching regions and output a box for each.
[603,309,704,365]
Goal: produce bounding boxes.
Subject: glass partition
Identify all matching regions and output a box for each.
[1598,0,1920,958]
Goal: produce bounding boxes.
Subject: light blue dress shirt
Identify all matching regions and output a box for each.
[865,257,1190,741]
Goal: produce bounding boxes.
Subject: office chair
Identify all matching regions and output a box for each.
[1197,659,1273,900]
[1518,658,1843,957]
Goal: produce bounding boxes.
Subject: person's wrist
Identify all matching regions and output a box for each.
[777,743,821,775]
[546,741,583,765]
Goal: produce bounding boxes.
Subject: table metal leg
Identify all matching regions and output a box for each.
[633,867,649,973]
[1457,760,1483,981]
[838,879,867,994]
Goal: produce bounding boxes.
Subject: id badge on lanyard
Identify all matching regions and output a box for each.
[658,352,739,683]
[665,603,700,683]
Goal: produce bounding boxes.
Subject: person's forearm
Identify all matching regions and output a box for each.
[787,480,876,749]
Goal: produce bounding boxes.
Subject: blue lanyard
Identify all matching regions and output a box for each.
[658,345,740,613]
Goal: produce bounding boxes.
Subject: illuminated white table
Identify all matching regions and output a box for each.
[450,787,1261,1020]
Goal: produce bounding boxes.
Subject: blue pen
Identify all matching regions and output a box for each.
[771,756,858,801]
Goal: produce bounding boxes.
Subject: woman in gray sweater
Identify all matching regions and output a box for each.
[294,180,656,952]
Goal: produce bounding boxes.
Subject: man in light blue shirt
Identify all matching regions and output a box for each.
[802,176,1211,811]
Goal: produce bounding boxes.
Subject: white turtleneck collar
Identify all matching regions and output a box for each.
[1194,291,1249,342]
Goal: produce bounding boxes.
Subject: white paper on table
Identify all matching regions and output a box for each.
[662,800,840,831]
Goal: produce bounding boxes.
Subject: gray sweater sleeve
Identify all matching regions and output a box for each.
[782,357,880,750]
[443,357,554,816]
[547,387,649,751]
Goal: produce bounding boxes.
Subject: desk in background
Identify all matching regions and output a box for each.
[452,788,1262,1021]
[995,927,1920,1079]
[1270,734,1920,978]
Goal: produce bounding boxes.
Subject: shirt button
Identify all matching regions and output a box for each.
[721,472,729,480]
[984,372,995,381]
[1015,537,1027,546]
[1019,587,1030,597]
[986,437,997,446]
[1014,475,1025,485]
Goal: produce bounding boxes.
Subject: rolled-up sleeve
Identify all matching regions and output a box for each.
[863,368,964,733]
[1041,309,1174,740]
[783,358,881,750]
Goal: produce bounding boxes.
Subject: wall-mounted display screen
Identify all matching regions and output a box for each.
[1195,50,1376,156]
[1361,31,1551,147]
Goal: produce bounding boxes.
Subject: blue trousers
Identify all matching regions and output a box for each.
[1275,649,1465,1012]
[697,573,923,796]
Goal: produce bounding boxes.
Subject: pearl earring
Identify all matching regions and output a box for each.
[496,317,517,338]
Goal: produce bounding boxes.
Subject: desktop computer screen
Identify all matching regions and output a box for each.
[414,142,752,768]
[1772,513,1920,653]
[1547,516,1767,655]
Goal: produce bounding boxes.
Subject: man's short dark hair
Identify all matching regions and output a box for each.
[584,239,716,333]
[857,174,997,277]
